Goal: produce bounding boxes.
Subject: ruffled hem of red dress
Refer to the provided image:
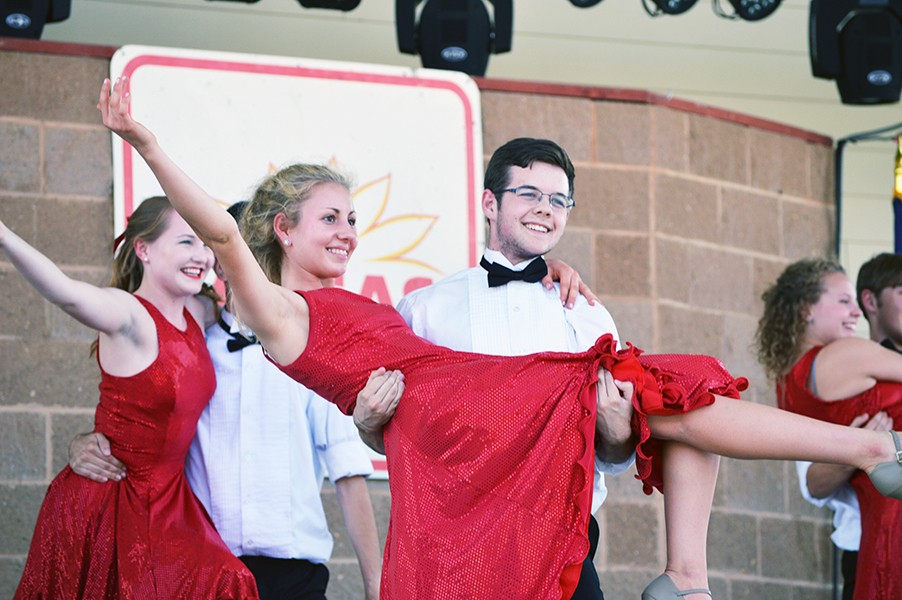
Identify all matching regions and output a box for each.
[590,334,749,496]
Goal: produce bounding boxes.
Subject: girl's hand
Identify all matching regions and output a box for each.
[544,258,601,308]
[353,367,405,434]
[97,77,156,153]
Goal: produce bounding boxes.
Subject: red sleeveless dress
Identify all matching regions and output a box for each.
[275,288,747,600]
[779,347,902,600]
[14,296,258,600]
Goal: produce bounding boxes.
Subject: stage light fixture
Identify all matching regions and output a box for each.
[2,0,70,38]
[713,0,782,21]
[297,0,361,10]
[396,0,512,77]
[810,0,902,104]
[642,0,699,17]
[568,0,605,7]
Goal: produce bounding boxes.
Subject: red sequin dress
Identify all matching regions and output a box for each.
[276,288,747,600]
[779,347,902,600]
[14,296,258,600]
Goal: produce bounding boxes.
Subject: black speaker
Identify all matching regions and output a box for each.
[836,9,902,104]
[2,0,68,38]
[396,0,511,76]
[810,0,902,104]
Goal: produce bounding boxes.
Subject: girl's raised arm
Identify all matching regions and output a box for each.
[98,78,310,362]
[813,336,902,400]
[0,218,135,335]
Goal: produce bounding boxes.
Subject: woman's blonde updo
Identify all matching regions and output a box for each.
[240,164,353,286]
[754,257,845,379]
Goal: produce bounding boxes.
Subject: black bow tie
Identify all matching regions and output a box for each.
[218,317,259,352]
[480,256,548,288]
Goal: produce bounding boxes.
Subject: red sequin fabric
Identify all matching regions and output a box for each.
[276,288,747,600]
[780,348,902,600]
[14,297,258,600]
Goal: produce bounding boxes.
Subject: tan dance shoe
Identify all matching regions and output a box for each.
[641,574,712,599]
[869,430,902,501]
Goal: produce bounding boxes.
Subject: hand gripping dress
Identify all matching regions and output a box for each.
[779,347,902,600]
[14,296,258,600]
[275,288,747,600]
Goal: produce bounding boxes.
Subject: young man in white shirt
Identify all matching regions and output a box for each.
[354,138,636,600]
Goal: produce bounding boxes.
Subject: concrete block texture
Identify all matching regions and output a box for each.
[481,91,595,162]
[0,557,27,600]
[782,201,835,261]
[595,233,650,298]
[35,198,113,267]
[657,304,724,357]
[0,483,48,555]
[759,517,822,581]
[594,102,651,166]
[721,458,785,513]
[0,413,46,480]
[0,266,49,338]
[571,166,649,233]
[651,105,688,173]
[44,127,113,197]
[654,174,719,244]
[604,503,659,567]
[0,122,41,193]
[707,511,758,574]
[0,52,110,124]
[720,187,781,255]
[0,338,100,408]
[750,129,810,198]
[808,142,835,206]
[688,114,750,185]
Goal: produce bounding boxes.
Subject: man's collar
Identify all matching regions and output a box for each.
[880,338,902,354]
[482,249,543,273]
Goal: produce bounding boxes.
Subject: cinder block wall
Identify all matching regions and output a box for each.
[0,43,837,600]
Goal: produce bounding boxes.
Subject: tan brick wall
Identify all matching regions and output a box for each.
[0,46,837,600]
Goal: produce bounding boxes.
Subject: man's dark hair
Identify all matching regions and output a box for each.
[856,252,902,321]
[483,138,575,203]
[227,200,248,225]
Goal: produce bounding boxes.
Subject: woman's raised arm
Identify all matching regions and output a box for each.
[812,336,902,401]
[98,77,310,363]
[0,218,136,335]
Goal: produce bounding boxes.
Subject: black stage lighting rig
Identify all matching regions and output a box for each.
[1,0,70,38]
[396,0,512,76]
[713,0,782,21]
[810,0,902,104]
[642,0,699,16]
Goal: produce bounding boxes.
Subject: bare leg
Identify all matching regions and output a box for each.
[647,396,895,471]
[661,442,719,600]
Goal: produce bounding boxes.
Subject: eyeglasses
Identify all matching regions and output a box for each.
[501,186,575,211]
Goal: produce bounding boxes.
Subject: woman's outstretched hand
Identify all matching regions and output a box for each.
[97,77,156,154]
[544,258,601,308]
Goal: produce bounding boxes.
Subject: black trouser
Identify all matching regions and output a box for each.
[239,555,330,600]
[841,550,857,600]
[571,514,605,600]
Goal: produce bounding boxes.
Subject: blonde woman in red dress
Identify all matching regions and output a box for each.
[100,77,902,600]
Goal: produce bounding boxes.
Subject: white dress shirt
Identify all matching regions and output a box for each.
[396,249,634,513]
[185,310,373,562]
[795,461,861,551]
